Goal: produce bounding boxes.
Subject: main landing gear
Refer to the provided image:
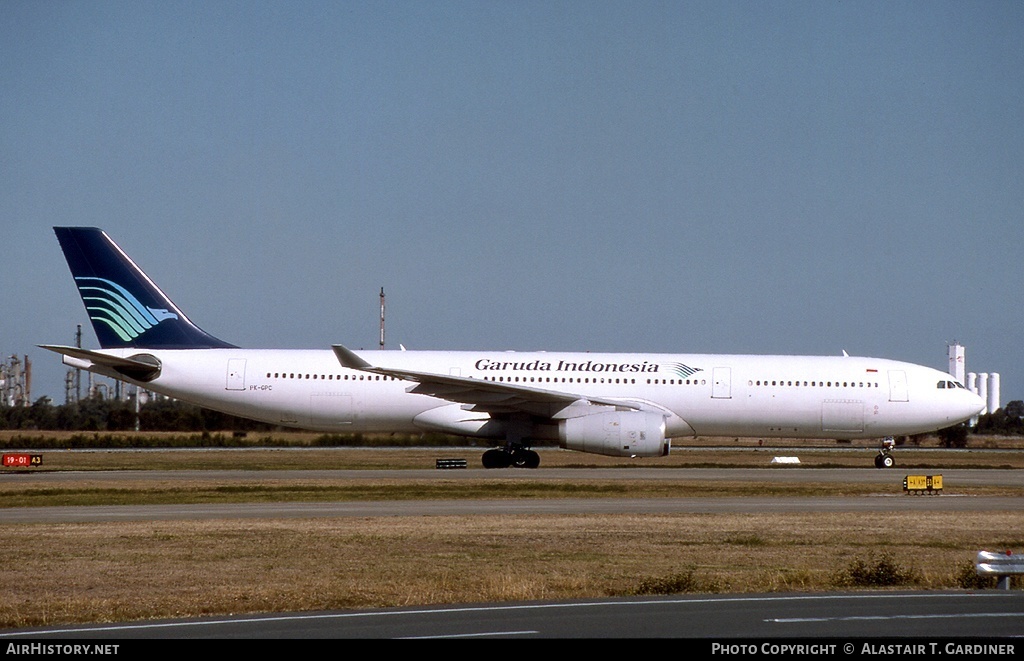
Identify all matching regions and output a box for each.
[482,447,540,469]
[482,415,540,468]
[874,437,896,469]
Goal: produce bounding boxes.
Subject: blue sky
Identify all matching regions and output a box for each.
[3,1,1022,407]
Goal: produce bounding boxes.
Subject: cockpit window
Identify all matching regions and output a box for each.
[937,381,947,389]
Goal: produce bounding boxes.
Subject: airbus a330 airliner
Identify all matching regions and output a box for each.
[42,227,984,468]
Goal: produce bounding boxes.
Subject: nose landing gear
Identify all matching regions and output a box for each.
[874,437,896,468]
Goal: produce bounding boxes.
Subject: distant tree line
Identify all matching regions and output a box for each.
[973,400,1024,436]
[0,396,275,433]
[1,396,1021,441]
[0,396,474,448]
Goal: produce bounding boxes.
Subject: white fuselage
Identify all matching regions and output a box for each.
[72,348,985,442]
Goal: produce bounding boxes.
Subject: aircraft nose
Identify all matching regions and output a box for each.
[952,390,987,424]
[939,390,985,428]
[967,391,986,416]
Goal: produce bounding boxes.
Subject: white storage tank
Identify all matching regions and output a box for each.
[988,372,1000,414]
[977,373,989,415]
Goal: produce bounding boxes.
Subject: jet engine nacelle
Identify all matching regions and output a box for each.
[413,404,506,438]
[559,410,668,458]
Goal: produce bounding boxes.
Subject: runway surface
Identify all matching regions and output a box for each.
[5,466,1021,484]
[4,591,1023,639]
[1,467,1020,523]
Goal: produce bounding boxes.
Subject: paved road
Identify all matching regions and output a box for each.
[2,495,1023,523]
[1,467,1020,523]
[4,466,1021,485]
[3,591,1022,639]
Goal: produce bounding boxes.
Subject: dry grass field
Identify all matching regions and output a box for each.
[2,512,1021,630]
[0,433,1021,630]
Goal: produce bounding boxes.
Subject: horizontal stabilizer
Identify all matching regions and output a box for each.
[39,345,161,381]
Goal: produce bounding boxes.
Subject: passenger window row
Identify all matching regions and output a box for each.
[749,380,879,388]
[265,372,394,381]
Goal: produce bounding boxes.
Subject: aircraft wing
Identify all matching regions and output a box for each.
[332,345,642,417]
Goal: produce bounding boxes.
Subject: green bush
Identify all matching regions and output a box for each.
[954,561,998,590]
[631,567,727,595]
[834,552,922,588]
[937,424,969,448]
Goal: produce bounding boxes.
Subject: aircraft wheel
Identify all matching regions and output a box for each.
[512,449,540,469]
[511,449,540,468]
[882,455,895,468]
[482,448,511,469]
[874,454,883,469]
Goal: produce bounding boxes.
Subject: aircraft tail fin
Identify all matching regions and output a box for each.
[53,227,236,349]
